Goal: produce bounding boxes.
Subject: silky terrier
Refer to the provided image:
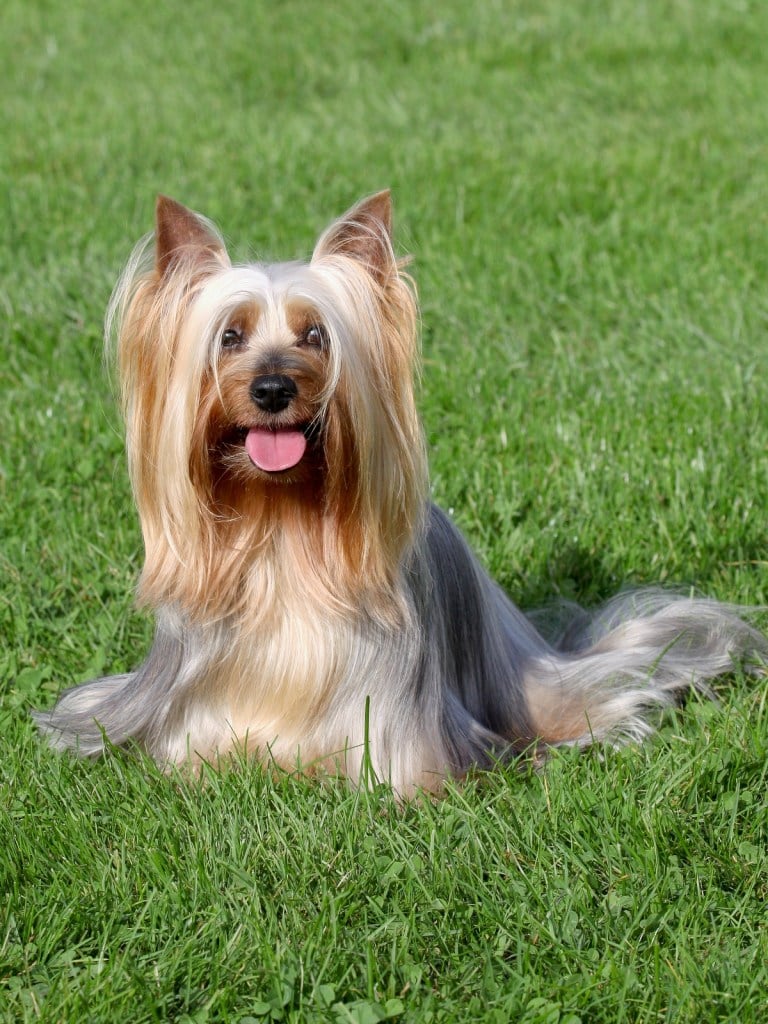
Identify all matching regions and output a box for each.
[35,191,765,794]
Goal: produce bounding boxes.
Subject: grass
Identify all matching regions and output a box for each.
[2,0,768,1020]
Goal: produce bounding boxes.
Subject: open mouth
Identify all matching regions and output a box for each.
[243,426,310,473]
[233,419,325,471]
[220,419,322,476]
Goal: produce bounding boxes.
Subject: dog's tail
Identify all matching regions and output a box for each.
[520,591,766,747]
[32,674,134,756]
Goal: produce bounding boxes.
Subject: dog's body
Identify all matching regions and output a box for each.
[35,192,765,794]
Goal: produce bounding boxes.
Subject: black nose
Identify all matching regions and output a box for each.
[249,374,298,413]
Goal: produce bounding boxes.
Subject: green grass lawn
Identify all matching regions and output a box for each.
[3,0,768,1020]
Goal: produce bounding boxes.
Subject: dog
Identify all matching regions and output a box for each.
[34,191,766,795]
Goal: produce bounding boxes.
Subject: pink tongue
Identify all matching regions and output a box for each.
[245,428,307,472]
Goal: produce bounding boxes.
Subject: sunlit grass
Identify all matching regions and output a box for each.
[2,1,768,1020]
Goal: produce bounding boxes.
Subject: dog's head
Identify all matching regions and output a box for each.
[111,193,426,618]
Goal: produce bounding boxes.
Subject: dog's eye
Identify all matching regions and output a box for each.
[221,327,244,349]
[302,324,328,348]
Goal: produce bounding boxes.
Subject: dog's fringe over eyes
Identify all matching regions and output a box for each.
[34,191,767,796]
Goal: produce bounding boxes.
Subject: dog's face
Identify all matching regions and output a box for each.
[148,193,404,505]
[194,281,331,491]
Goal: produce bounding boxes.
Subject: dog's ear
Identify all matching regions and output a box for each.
[155,195,229,277]
[312,190,395,284]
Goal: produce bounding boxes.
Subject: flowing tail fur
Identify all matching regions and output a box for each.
[521,590,764,747]
[417,505,766,765]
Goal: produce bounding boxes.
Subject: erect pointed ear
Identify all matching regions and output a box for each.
[155,195,230,277]
[312,190,395,284]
